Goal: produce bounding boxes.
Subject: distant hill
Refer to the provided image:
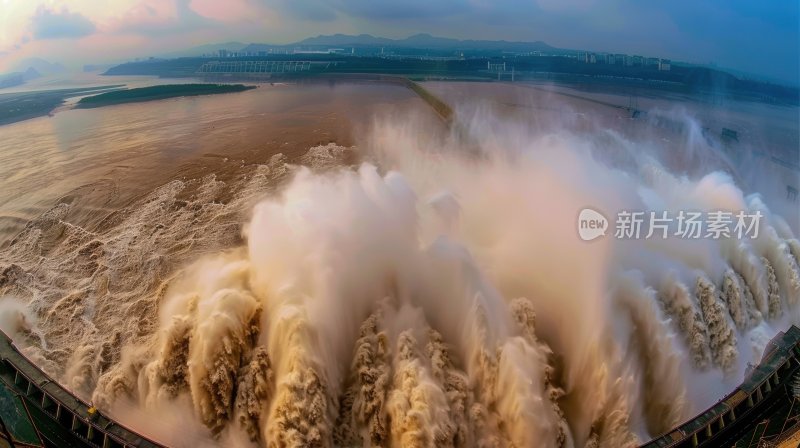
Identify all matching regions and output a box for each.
[0,58,58,90]
[0,68,42,90]
[83,63,117,73]
[399,33,556,52]
[0,72,25,89]
[161,42,247,58]
[239,33,559,54]
[23,67,41,81]
[11,58,66,76]
[293,34,395,48]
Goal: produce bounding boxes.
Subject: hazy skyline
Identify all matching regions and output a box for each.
[1,0,797,84]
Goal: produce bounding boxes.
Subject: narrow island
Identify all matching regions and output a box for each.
[75,83,256,108]
[0,86,125,126]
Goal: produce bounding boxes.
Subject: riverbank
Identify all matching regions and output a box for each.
[0,86,123,126]
[75,83,256,108]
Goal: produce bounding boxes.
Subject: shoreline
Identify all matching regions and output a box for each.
[74,83,256,109]
[0,85,124,126]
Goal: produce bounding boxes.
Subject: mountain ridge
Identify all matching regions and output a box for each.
[228,33,560,54]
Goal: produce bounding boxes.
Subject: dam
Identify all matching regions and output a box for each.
[0,329,165,447]
[1,325,800,447]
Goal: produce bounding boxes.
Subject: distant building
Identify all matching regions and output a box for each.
[606,54,615,64]
[218,49,229,58]
[645,57,659,67]
[630,55,644,66]
[487,61,506,72]
[658,58,671,71]
[583,52,597,63]
[293,49,333,54]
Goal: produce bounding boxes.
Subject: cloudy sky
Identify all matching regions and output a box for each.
[0,0,797,83]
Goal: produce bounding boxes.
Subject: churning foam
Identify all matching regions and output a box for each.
[1,108,799,448]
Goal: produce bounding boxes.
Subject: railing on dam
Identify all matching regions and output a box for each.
[1,321,798,447]
[0,330,165,448]
[640,325,800,448]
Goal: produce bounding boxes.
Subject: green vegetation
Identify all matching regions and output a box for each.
[76,83,255,108]
[0,86,124,126]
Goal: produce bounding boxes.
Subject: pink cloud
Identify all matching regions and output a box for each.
[190,0,264,22]
[102,0,214,35]
[105,1,177,32]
